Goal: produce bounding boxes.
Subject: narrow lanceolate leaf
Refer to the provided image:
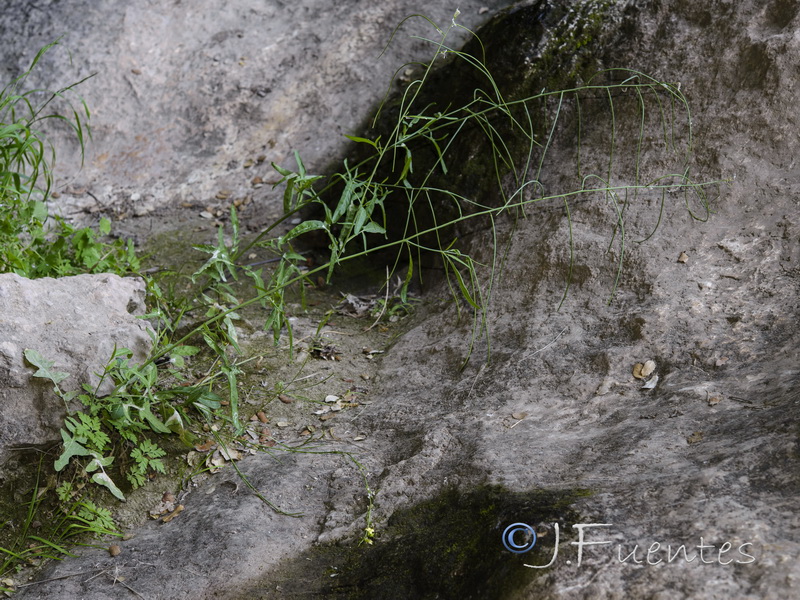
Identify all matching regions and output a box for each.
[27,536,78,557]
[352,206,369,236]
[444,253,481,309]
[224,365,243,435]
[399,145,413,181]
[280,220,327,244]
[139,403,171,434]
[360,221,386,235]
[452,267,480,309]
[343,134,379,148]
[331,176,358,225]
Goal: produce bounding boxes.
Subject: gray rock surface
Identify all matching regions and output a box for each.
[5,0,800,599]
[0,273,151,475]
[0,0,508,238]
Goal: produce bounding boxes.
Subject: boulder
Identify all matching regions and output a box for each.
[0,273,151,475]
[9,0,800,598]
[0,0,508,239]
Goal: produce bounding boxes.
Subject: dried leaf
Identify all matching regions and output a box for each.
[149,492,177,518]
[640,360,656,378]
[218,445,242,461]
[678,251,689,263]
[641,375,659,390]
[186,451,202,468]
[310,343,340,360]
[161,504,185,523]
[194,439,215,452]
[686,431,704,444]
[339,294,376,317]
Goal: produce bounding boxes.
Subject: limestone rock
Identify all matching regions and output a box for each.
[0,273,151,473]
[8,0,800,598]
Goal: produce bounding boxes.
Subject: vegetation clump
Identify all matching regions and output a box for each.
[0,9,720,590]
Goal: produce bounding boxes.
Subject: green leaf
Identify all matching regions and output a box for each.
[170,345,200,357]
[90,472,126,501]
[24,349,69,385]
[32,201,48,222]
[293,150,307,176]
[223,365,242,435]
[361,221,386,235]
[271,162,292,177]
[139,404,171,434]
[352,206,369,236]
[224,315,240,353]
[280,220,327,244]
[127,470,146,489]
[194,390,223,410]
[69,413,110,452]
[27,536,77,557]
[164,385,223,410]
[331,175,359,224]
[84,454,114,473]
[164,408,185,433]
[110,402,134,422]
[282,250,307,262]
[137,438,166,458]
[398,145,413,181]
[230,205,239,248]
[98,217,111,235]
[445,253,481,309]
[54,428,92,471]
[76,500,118,532]
[343,134,379,149]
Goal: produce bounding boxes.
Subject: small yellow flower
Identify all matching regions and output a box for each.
[360,526,376,545]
